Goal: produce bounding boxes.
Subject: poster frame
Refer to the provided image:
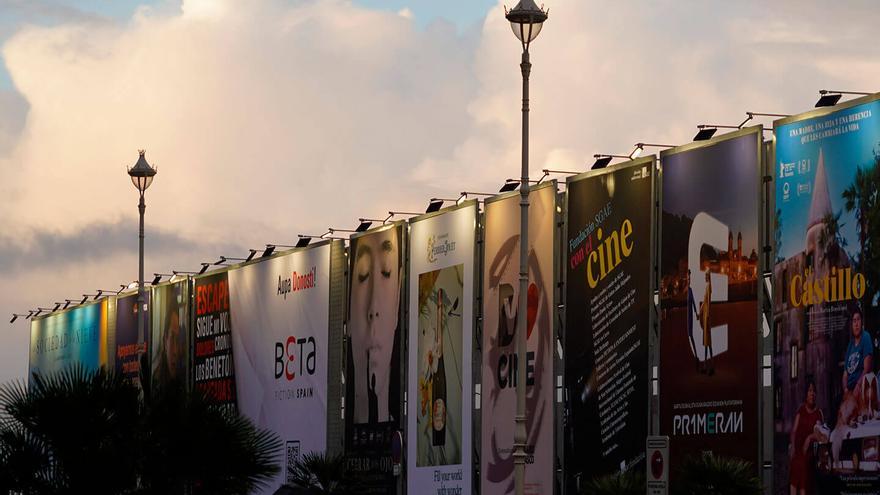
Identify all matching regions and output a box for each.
[405,198,479,494]
[657,124,765,474]
[344,220,408,495]
[561,156,657,491]
[480,179,558,495]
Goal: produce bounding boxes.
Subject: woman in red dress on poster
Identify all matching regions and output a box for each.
[789,380,824,495]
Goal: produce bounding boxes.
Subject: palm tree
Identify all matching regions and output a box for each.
[285,451,350,494]
[0,366,281,495]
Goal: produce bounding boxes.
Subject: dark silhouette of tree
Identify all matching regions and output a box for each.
[0,366,281,495]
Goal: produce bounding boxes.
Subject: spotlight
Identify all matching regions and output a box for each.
[499,181,519,193]
[694,127,717,141]
[245,249,257,262]
[356,221,373,232]
[52,303,61,312]
[80,295,89,305]
[262,245,276,257]
[198,263,210,275]
[426,199,444,213]
[152,274,164,285]
[295,236,312,248]
[9,314,18,323]
[592,155,613,169]
[815,93,842,108]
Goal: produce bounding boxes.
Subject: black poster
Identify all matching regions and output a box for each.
[193,271,236,412]
[344,223,405,495]
[564,160,654,488]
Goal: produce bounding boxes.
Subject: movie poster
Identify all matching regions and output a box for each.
[345,223,405,495]
[115,292,149,389]
[28,299,111,384]
[407,202,476,494]
[193,271,236,412]
[228,241,337,494]
[151,279,190,390]
[773,96,880,495]
[481,183,556,495]
[659,128,761,472]
[564,159,653,489]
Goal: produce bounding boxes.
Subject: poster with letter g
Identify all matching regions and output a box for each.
[481,182,556,495]
[407,201,476,495]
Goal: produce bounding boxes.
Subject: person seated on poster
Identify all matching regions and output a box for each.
[856,354,879,420]
[842,307,873,396]
[789,379,824,495]
[698,270,714,376]
[685,269,700,372]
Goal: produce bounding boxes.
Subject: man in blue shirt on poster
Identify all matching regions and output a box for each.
[843,307,873,392]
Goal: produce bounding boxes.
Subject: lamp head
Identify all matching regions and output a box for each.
[505,0,548,48]
[127,150,157,193]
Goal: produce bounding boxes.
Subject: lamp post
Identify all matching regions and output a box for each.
[505,2,547,495]
[127,150,157,382]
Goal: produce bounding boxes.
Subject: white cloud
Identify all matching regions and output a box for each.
[1,0,879,382]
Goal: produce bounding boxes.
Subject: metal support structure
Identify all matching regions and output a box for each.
[514,48,531,495]
[137,191,146,361]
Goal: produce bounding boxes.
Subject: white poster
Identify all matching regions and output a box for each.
[481,185,556,495]
[229,242,332,494]
[407,203,476,495]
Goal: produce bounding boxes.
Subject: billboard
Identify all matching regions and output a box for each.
[406,202,477,494]
[564,158,654,488]
[28,299,112,383]
[773,95,880,494]
[345,223,405,495]
[151,279,190,390]
[115,292,149,389]
[193,271,237,412]
[659,127,762,472]
[481,182,556,495]
[229,240,341,494]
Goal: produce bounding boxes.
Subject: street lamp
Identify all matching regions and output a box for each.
[505,2,547,495]
[127,149,157,381]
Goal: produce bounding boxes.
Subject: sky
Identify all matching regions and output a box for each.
[1,0,879,384]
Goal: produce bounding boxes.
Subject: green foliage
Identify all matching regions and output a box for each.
[0,366,281,495]
[842,153,880,317]
[286,451,350,494]
[581,469,645,495]
[673,454,762,495]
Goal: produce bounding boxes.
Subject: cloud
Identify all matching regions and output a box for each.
[1,0,880,383]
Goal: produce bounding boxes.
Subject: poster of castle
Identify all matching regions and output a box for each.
[773,95,880,495]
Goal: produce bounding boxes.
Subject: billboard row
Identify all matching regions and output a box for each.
[659,127,762,473]
[773,96,880,494]
[481,183,556,495]
[345,223,406,495]
[407,202,477,495]
[564,158,654,488]
[230,240,341,493]
[28,298,112,384]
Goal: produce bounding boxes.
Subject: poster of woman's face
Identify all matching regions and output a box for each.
[349,225,402,424]
[151,281,188,388]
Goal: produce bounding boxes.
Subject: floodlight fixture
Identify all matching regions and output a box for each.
[356,221,372,232]
[816,89,871,108]
[385,211,423,223]
[499,181,519,193]
[693,126,718,141]
[591,155,618,169]
[52,303,62,312]
[80,295,89,305]
[245,249,258,262]
[262,245,276,258]
[295,236,312,248]
[9,313,30,323]
[426,199,445,213]
[152,273,172,285]
[198,263,210,275]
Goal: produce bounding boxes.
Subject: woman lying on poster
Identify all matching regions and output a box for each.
[789,379,825,495]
